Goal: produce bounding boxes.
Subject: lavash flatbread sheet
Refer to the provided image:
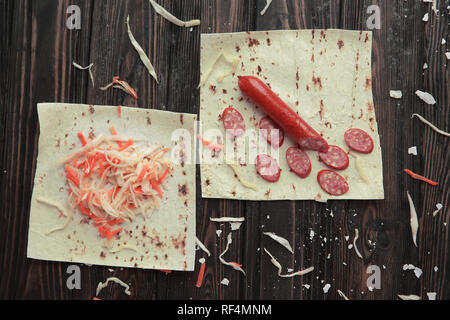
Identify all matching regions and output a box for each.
[199,29,384,201]
[27,103,197,271]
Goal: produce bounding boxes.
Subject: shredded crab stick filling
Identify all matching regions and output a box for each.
[61,128,171,240]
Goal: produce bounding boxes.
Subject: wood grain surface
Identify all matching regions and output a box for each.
[0,0,448,300]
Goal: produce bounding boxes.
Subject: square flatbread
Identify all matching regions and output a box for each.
[199,29,384,202]
[27,103,197,271]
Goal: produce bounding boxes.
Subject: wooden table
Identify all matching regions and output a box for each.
[1,0,448,300]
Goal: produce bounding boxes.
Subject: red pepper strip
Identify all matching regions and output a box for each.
[134,186,144,194]
[97,225,109,238]
[77,132,88,147]
[150,179,164,199]
[86,191,92,204]
[107,218,124,226]
[106,227,122,240]
[195,263,206,288]
[78,203,92,217]
[137,164,149,182]
[114,186,121,197]
[98,161,106,177]
[85,156,96,175]
[95,152,106,161]
[118,105,122,117]
[76,160,86,169]
[109,126,123,149]
[157,167,170,184]
[159,270,172,274]
[151,148,170,160]
[66,167,80,186]
[109,126,119,136]
[97,224,122,239]
[94,196,101,206]
[106,187,120,203]
[404,169,438,186]
[119,139,134,152]
[88,153,104,175]
[78,203,103,225]
[113,77,138,100]
[229,262,243,268]
[93,220,106,227]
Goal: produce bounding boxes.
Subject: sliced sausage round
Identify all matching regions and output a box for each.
[344,128,374,154]
[286,147,312,178]
[317,170,349,196]
[259,116,285,149]
[222,107,246,137]
[319,145,350,170]
[255,154,281,183]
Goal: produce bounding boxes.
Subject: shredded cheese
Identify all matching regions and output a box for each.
[126,15,159,83]
[263,232,294,254]
[227,164,259,191]
[149,0,200,28]
[96,277,131,296]
[198,53,240,88]
[398,294,421,300]
[432,203,443,217]
[216,55,240,83]
[354,155,370,184]
[100,76,139,99]
[264,248,314,278]
[72,62,95,88]
[337,290,350,300]
[36,197,74,236]
[230,222,242,231]
[427,292,437,300]
[60,129,171,240]
[353,228,363,259]
[415,90,436,105]
[389,90,403,99]
[109,244,138,254]
[406,191,419,247]
[210,217,245,223]
[260,0,273,15]
[195,237,211,257]
[411,113,450,137]
[219,233,246,276]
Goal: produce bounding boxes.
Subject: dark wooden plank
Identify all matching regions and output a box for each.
[84,0,153,301]
[254,0,344,301]
[336,0,449,300]
[193,0,258,301]
[0,0,95,299]
[417,0,449,300]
